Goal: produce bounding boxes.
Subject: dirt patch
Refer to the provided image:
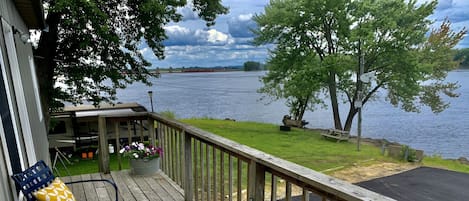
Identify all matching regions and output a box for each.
[330,162,419,183]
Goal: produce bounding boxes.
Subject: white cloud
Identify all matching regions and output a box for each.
[164,25,234,46]
[177,6,199,21]
[238,14,253,21]
[206,29,234,44]
[139,47,149,55]
[151,44,271,67]
[228,13,257,38]
[147,0,469,68]
[165,25,191,35]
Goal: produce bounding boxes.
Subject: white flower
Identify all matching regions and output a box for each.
[138,143,144,150]
[133,153,139,158]
[119,148,125,154]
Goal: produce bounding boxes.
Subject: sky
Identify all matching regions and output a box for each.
[144,0,469,68]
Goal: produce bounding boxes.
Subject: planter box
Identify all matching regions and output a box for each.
[130,158,160,175]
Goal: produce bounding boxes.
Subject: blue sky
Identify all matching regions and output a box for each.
[144,0,469,68]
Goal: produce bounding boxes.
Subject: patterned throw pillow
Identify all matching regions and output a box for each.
[33,178,76,201]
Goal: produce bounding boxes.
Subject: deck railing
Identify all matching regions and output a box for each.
[98,112,395,201]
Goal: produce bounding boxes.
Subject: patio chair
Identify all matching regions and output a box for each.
[11,160,118,201]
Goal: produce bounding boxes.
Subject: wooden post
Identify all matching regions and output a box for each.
[302,188,309,201]
[194,139,199,201]
[206,144,211,201]
[115,121,121,170]
[220,151,225,201]
[271,175,277,201]
[237,158,242,201]
[157,122,162,146]
[184,133,194,201]
[200,141,204,201]
[127,120,132,145]
[212,146,217,200]
[180,130,185,187]
[148,117,156,147]
[139,120,144,142]
[98,116,110,174]
[229,155,233,201]
[248,160,265,201]
[286,182,292,201]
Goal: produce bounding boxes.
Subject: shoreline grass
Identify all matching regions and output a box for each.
[58,118,469,175]
[182,119,469,174]
[182,119,396,172]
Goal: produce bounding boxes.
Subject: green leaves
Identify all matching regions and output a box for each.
[38,0,228,109]
[253,0,465,130]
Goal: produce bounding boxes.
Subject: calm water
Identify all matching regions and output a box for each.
[116,70,469,159]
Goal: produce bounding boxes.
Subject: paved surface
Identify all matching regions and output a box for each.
[357,167,469,201]
[286,167,469,201]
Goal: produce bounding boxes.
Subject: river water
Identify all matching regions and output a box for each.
[116,70,469,159]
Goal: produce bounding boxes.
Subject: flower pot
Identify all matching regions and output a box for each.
[130,158,160,175]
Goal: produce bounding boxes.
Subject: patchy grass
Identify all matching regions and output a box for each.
[423,155,469,173]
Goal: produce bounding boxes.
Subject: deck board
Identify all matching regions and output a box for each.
[63,170,183,201]
[68,175,85,201]
[81,173,99,201]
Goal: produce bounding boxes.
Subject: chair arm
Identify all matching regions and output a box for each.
[65,179,118,201]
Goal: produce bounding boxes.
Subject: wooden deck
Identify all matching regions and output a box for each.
[85,112,394,201]
[62,170,183,201]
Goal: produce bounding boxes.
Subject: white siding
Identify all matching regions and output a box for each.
[0,0,48,200]
[14,33,49,164]
[0,81,14,201]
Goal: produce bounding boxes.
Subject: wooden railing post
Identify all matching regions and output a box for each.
[183,132,194,201]
[148,117,156,146]
[98,116,110,174]
[248,160,265,201]
[147,113,396,201]
[114,121,121,170]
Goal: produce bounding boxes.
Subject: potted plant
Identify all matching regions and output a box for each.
[119,142,163,175]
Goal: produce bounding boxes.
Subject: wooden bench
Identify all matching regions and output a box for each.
[321,129,350,142]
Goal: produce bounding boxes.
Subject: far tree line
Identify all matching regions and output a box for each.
[243,61,266,71]
[454,48,469,68]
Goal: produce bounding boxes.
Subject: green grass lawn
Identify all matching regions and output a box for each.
[58,118,469,175]
[422,155,469,173]
[182,119,396,172]
[182,119,469,174]
[54,154,130,176]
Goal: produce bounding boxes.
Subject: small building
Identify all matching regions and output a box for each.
[49,103,150,151]
[0,0,48,200]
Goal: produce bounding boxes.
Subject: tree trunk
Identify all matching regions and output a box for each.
[343,104,358,131]
[34,12,60,130]
[328,70,342,130]
[297,95,310,121]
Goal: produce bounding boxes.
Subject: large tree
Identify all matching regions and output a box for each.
[258,46,327,121]
[254,0,466,131]
[35,0,228,116]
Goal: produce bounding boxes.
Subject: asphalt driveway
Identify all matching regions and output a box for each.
[356,167,469,201]
[283,167,469,201]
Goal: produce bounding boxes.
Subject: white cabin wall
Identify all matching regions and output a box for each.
[1,0,48,200]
